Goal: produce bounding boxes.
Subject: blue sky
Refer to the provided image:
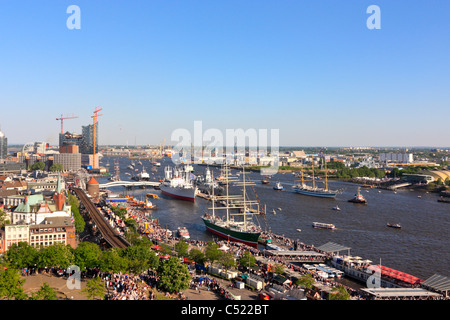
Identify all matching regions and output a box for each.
[0,0,449,147]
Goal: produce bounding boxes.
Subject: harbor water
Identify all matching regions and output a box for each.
[98,157,450,280]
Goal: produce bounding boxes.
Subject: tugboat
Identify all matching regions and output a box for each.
[348,187,367,204]
[437,196,450,203]
[273,181,285,191]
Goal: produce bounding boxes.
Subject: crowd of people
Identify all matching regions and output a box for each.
[91,196,448,301]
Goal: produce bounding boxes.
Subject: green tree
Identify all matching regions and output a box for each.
[188,248,206,265]
[218,252,237,271]
[99,248,128,273]
[29,282,58,300]
[0,264,27,300]
[239,251,256,269]
[274,263,285,275]
[0,208,11,227]
[82,277,105,300]
[49,163,64,172]
[157,257,191,293]
[71,203,85,234]
[4,242,38,269]
[328,286,351,300]
[30,161,45,171]
[122,245,159,273]
[295,273,315,289]
[39,243,74,269]
[74,242,101,271]
[174,240,189,258]
[204,241,223,265]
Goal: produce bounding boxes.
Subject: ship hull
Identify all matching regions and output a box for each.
[294,188,337,198]
[160,185,196,202]
[202,217,260,247]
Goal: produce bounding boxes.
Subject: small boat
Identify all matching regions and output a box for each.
[312,222,335,230]
[277,207,282,211]
[261,179,270,185]
[273,181,285,191]
[348,187,367,204]
[387,223,401,229]
[437,197,450,203]
[332,205,340,211]
[272,209,277,215]
[296,228,302,232]
[177,227,190,240]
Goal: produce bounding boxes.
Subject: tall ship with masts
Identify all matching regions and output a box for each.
[293,155,340,198]
[201,164,262,247]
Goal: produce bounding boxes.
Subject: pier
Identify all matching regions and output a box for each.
[99,180,160,189]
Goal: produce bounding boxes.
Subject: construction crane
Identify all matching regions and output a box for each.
[91,107,103,169]
[160,138,166,156]
[56,114,78,134]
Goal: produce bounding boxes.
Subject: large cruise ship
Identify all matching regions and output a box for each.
[160,165,199,202]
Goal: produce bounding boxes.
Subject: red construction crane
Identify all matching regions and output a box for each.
[56,114,78,134]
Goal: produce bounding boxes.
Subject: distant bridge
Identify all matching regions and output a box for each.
[99,180,161,188]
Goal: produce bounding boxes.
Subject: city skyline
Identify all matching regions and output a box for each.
[1,1,449,147]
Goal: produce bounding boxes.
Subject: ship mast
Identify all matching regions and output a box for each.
[311,155,315,189]
[211,172,216,218]
[225,163,230,226]
[242,166,247,231]
[301,158,304,185]
[324,156,328,191]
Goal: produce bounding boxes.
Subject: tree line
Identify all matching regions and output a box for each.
[0,238,262,300]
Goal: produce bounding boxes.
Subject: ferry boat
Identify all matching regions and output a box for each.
[312,222,335,230]
[348,187,367,204]
[177,227,190,240]
[201,165,262,247]
[273,181,285,191]
[132,167,150,181]
[160,165,199,202]
[329,255,423,288]
[293,156,340,198]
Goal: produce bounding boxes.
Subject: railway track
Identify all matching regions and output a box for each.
[73,188,129,249]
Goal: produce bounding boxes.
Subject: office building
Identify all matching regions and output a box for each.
[0,129,7,159]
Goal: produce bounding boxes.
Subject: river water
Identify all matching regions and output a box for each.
[98,156,450,280]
